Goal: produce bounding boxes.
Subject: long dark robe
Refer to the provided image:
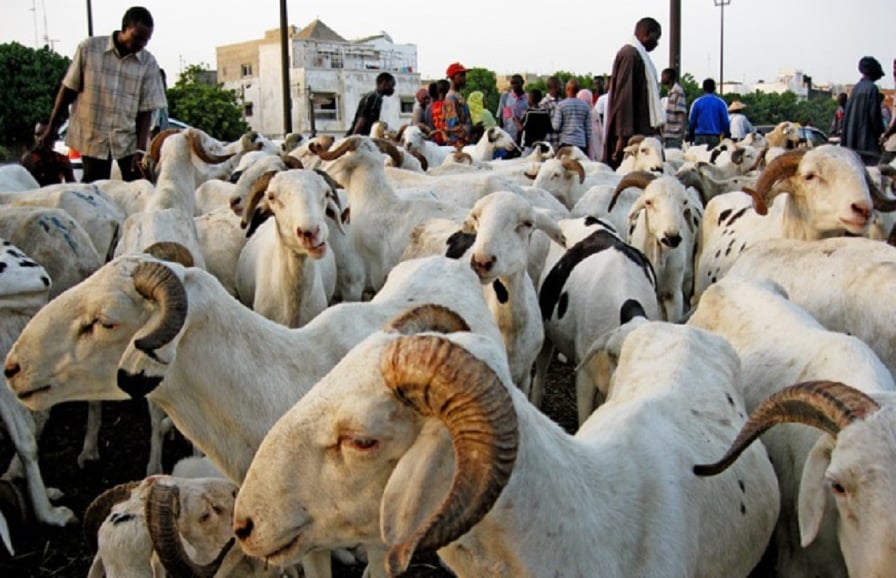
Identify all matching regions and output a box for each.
[602,44,654,168]
[842,78,883,158]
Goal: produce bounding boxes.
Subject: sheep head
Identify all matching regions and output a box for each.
[233,323,517,576]
[694,382,896,578]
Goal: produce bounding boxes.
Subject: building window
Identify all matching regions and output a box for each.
[400,97,414,115]
[312,93,339,121]
[240,63,253,77]
[244,102,254,117]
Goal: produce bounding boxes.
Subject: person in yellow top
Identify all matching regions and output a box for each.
[468,91,497,129]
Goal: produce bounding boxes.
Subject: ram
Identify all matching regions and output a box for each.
[693,146,896,301]
[232,315,778,578]
[688,276,896,577]
[4,254,500,578]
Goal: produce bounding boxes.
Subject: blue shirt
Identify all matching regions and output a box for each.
[688,93,730,138]
[552,97,592,150]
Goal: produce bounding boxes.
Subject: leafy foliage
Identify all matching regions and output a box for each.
[720,91,838,132]
[166,64,249,141]
[0,42,70,152]
[463,68,501,113]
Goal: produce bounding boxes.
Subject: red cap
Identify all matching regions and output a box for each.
[446,62,469,78]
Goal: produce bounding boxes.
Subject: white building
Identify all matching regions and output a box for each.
[217,20,421,138]
[752,69,811,100]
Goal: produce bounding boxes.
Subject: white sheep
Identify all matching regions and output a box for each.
[533,216,660,421]
[236,169,343,327]
[0,239,75,551]
[694,382,896,578]
[403,191,565,394]
[693,146,894,302]
[233,316,778,578]
[688,276,896,577]
[616,135,669,174]
[312,136,466,298]
[398,124,452,168]
[528,157,622,210]
[608,172,703,321]
[5,254,501,578]
[0,164,39,193]
[725,236,896,381]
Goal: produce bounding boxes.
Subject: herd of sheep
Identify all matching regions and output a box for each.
[1,119,896,577]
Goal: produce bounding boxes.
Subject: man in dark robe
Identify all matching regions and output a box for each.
[842,56,884,162]
[602,17,663,169]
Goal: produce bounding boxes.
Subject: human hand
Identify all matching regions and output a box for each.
[36,127,56,151]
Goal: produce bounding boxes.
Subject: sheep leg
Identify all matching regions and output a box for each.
[146,399,168,475]
[77,401,102,468]
[529,341,554,408]
[361,547,388,578]
[301,550,332,578]
[0,385,76,526]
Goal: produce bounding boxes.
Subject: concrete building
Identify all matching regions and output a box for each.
[216,19,421,138]
[753,69,812,100]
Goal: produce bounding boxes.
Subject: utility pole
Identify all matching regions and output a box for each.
[670,0,681,74]
[86,0,93,36]
[279,0,292,135]
[714,0,731,95]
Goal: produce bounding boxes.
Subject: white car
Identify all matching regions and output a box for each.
[54,117,190,182]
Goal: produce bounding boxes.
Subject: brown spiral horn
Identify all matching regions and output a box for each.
[131,261,188,355]
[380,335,518,575]
[609,171,657,212]
[311,135,361,161]
[144,241,195,268]
[384,304,471,335]
[694,381,880,477]
[83,481,141,552]
[185,130,236,164]
[746,149,807,215]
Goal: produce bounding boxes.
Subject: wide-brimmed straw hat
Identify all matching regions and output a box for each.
[728,100,748,113]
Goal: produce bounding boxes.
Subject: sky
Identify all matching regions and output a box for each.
[4,0,895,90]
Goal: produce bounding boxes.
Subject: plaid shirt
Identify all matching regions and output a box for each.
[662,82,687,140]
[63,34,166,159]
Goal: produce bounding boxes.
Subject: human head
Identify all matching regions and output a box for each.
[660,67,677,88]
[546,76,562,98]
[510,74,524,95]
[702,78,717,94]
[446,62,469,90]
[376,72,396,97]
[435,79,450,99]
[634,17,662,52]
[34,121,49,145]
[576,89,593,108]
[527,88,542,107]
[415,87,430,106]
[727,100,747,114]
[858,56,884,82]
[565,79,580,98]
[592,75,605,96]
[837,92,847,107]
[119,6,154,54]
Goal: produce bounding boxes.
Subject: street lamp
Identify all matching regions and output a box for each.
[714,0,731,95]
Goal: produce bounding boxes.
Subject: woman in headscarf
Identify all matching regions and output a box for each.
[468,91,497,129]
[577,88,602,160]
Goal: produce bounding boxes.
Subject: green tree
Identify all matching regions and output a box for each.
[463,67,500,114]
[0,42,70,153]
[166,64,250,141]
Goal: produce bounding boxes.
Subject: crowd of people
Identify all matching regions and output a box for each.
[24,7,896,189]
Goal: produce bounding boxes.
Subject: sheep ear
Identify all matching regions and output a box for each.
[798,434,835,548]
[533,210,565,248]
[380,420,454,552]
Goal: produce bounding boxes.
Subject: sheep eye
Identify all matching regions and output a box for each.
[804,173,816,181]
[342,436,378,451]
[267,193,276,200]
[521,221,534,229]
[199,512,211,523]
[830,481,846,496]
[98,319,118,330]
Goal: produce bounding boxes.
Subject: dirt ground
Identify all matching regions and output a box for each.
[0,360,578,577]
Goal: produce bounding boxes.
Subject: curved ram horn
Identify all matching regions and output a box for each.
[561,159,586,185]
[380,335,518,576]
[371,137,405,168]
[410,150,429,172]
[609,171,657,212]
[748,149,806,215]
[453,151,473,165]
[146,482,235,578]
[867,169,896,212]
[240,170,279,233]
[144,241,195,268]
[280,153,304,170]
[146,129,181,165]
[395,123,410,142]
[311,135,361,161]
[384,304,471,335]
[240,131,263,152]
[131,262,188,355]
[694,381,880,477]
[185,130,236,165]
[627,134,646,147]
[83,481,141,553]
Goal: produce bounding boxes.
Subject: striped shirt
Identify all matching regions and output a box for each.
[63,34,166,159]
[662,82,687,140]
[552,97,592,150]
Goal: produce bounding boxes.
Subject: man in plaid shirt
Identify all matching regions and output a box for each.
[39,6,166,182]
[661,68,687,149]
